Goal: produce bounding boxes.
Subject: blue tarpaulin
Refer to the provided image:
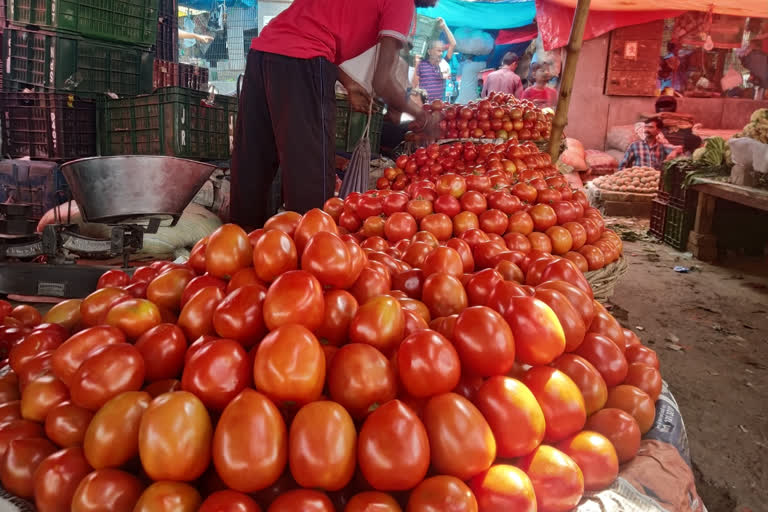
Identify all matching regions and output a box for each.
[418,0,535,30]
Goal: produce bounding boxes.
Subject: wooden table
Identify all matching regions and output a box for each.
[687,178,768,261]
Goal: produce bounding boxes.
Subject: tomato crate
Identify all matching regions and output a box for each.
[663,203,694,251]
[6,0,158,46]
[3,27,154,96]
[179,63,208,91]
[649,197,668,240]
[153,59,179,90]
[101,87,238,160]
[154,2,178,62]
[335,93,384,156]
[0,91,97,160]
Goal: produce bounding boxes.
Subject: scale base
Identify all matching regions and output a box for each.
[0,262,123,299]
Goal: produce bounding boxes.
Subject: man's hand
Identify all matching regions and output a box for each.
[346,82,372,114]
[195,34,214,44]
[409,110,442,143]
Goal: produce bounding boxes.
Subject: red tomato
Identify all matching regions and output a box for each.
[133,481,201,512]
[397,330,460,398]
[452,211,479,237]
[479,209,509,235]
[71,469,144,512]
[522,367,586,443]
[502,296,565,366]
[535,280,595,330]
[135,324,187,382]
[212,284,268,347]
[465,269,503,307]
[506,211,534,236]
[517,445,584,512]
[205,224,252,279]
[584,408,641,463]
[289,401,356,491]
[348,296,404,356]
[556,431,618,491]
[527,232,552,253]
[545,226,573,255]
[470,464,536,512]
[563,251,589,272]
[315,290,359,346]
[494,259,525,284]
[533,288,587,352]
[384,212,418,242]
[563,222,587,251]
[20,374,68,422]
[472,241,506,270]
[604,385,656,434]
[574,333,628,387]
[199,490,261,512]
[41,299,83,331]
[213,389,287,493]
[625,344,660,370]
[422,246,464,278]
[434,194,461,218]
[358,400,429,491]
[551,354,607,415]
[183,338,250,412]
[8,305,41,327]
[254,324,325,406]
[408,476,478,511]
[264,211,303,238]
[83,391,150,469]
[459,191,488,215]
[253,230,298,283]
[323,197,345,222]
[420,213,454,241]
[189,238,208,274]
[70,343,145,411]
[589,307,627,353]
[138,391,212,481]
[51,326,126,388]
[327,344,397,420]
[0,402,21,424]
[302,231,360,288]
[349,265,391,305]
[180,275,227,309]
[452,306,515,377]
[382,192,410,216]
[97,270,130,289]
[80,287,131,327]
[263,271,325,332]
[474,376,545,458]
[528,204,557,232]
[9,329,65,376]
[578,244,606,271]
[346,492,401,512]
[146,268,196,312]
[130,266,158,285]
[0,437,57,498]
[267,489,333,512]
[422,273,468,319]
[34,446,92,512]
[227,268,263,293]
[623,363,662,401]
[294,209,339,255]
[444,238,475,273]
[105,298,162,340]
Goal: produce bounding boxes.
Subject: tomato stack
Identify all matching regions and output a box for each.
[0,207,663,512]
[428,92,553,142]
[334,142,622,273]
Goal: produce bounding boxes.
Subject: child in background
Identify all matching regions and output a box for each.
[522,62,558,108]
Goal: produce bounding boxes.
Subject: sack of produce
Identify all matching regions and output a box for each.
[565,137,585,155]
[585,150,619,172]
[559,148,587,171]
[606,125,638,152]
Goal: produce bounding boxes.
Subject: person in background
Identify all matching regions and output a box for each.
[482,52,524,98]
[620,118,682,170]
[230,0,441,230]
[455,54,487,104]
[415,19,456,102]
[521,62,557,108]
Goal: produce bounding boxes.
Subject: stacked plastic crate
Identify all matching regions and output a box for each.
[650,164,698,251]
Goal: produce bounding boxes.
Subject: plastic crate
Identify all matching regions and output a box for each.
[659,160,696,209]
[410,14,440,60]
[0,91,97,160]
[0,159,68,219]
[3,27,154,96]
[335,94,384,156]
[153,59,179,90]
[663,203,694,251]
[7,0,158,46]
[101,87,238,160]
[155,3,178,63]
[179,63,208,91]
[649,197,668,240]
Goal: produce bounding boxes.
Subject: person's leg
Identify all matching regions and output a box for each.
[264,54,337,214]
[230,50,280,230]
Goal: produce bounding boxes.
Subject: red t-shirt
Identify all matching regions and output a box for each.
[251,0,415,65]
[522,86,558,107]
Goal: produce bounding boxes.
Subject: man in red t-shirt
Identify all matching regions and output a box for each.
[231,0,440,229]
[522,62,558,108]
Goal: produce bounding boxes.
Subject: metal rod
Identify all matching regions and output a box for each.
[549,0,592,162]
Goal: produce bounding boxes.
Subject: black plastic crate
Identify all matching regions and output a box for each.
[1,91,97,159]
[659,160,695,207]
[649,197,667,240]
[663,203,694,251]
[179,63,208,90]
[3,26,154,96]
[155,3,178,63]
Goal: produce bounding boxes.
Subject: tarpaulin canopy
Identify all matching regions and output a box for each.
[536,0,683,51]
[418,0,536,30]
[548,0,768,18]
[496,25,538,45]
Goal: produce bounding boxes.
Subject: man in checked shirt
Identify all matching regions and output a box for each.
[619,118,683,170]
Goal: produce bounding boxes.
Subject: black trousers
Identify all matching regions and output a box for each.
[230,50,337,229]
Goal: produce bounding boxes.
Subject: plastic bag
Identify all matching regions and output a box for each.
[455,28,494,56]
[729,137,768,174]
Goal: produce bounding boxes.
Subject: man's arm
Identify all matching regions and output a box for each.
[481,75,490,97]
[513,76,524,99]
[438,19,457,60]
[663,144,683,161]
[338,68,372,113]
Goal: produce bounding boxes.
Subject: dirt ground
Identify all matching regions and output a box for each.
[606,218,768,512]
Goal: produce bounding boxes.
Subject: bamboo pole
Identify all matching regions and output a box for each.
[549,0,592,161]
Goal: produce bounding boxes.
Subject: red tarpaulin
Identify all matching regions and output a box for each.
[535,0,684,51]
[496,25,539,45]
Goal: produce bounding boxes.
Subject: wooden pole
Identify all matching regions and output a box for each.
[549,0,592,161]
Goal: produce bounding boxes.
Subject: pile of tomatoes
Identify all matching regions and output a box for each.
[333,142,622,273]
[0,206,663,512]
[428,92,553,142]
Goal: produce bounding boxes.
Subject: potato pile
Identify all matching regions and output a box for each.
[592,167,659,194]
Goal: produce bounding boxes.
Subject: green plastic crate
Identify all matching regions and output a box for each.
[411,14,440,59]
[335,94,384,156]
[8,0,158,46]
[101,87,238,160]
[4,27,154,96]
[663,203,693,251]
